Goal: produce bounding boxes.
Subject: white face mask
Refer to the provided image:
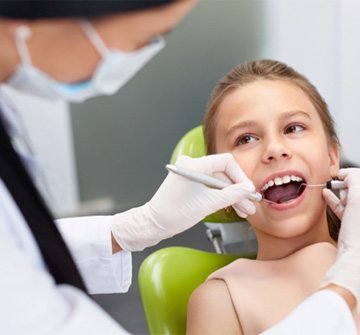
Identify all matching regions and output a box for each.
[6,21,165,103]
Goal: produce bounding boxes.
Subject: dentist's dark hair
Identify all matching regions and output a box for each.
[0,0,173,19]
[203,59,341,241]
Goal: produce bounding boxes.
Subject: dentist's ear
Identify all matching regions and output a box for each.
[328,142,340,177]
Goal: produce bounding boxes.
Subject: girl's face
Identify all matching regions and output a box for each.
[214,80,339,251]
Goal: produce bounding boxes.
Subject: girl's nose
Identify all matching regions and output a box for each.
[262,137,292,163]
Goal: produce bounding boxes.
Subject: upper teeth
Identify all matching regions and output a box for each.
[261,175,304,192]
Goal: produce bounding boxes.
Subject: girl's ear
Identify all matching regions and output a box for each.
[328,142,340,177]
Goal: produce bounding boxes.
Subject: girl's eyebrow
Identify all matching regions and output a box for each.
[226,120,259,138]
[279,110,311,122]
[226,110,311,138]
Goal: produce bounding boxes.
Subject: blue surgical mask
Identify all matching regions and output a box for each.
[7,20,165,103]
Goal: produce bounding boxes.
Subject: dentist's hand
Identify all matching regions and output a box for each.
[321,168,360,311]
[111,154,256,251]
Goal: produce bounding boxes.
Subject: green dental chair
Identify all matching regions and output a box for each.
[138,126,256,335]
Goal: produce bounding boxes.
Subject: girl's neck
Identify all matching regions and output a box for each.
[255,217,335,261]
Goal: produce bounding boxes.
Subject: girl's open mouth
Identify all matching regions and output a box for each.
[260,174,306,205]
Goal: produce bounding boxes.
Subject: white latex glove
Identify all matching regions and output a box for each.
[111,154,256,251]
[321,168,360,311]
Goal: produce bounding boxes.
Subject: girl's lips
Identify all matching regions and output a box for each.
[262,184,307,211]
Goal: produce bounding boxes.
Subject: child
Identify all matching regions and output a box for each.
[186,60,351,334]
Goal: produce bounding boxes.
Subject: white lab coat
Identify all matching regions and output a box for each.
[0,179,133,334]
[0,91,133,334]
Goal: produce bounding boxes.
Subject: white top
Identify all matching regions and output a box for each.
[261,290,357,334]
[0,101,132,334]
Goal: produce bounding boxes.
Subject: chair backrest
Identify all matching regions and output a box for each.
[139,247,255,335]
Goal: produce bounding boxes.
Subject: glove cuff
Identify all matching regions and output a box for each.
[110,203,173,252]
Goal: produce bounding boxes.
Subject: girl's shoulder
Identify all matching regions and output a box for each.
[187,277,244,334]
[208,242,337,282]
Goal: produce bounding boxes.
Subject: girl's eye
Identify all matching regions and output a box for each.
[285,124,305,134]
[236,134,258,146]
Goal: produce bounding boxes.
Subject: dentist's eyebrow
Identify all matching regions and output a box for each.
[163,28,174,36]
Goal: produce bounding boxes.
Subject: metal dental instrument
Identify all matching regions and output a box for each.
[165,164,262,202]
[301,180,347,191]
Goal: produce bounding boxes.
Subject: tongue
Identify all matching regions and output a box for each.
[264,183,300,203]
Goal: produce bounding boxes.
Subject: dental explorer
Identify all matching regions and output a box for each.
[165,164,263,202]
[305,180,346,190]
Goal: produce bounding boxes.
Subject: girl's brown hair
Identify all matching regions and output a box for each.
[203,59,340,240]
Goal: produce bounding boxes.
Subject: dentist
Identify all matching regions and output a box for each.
[0,1,359,334]
[0,1,258,334]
